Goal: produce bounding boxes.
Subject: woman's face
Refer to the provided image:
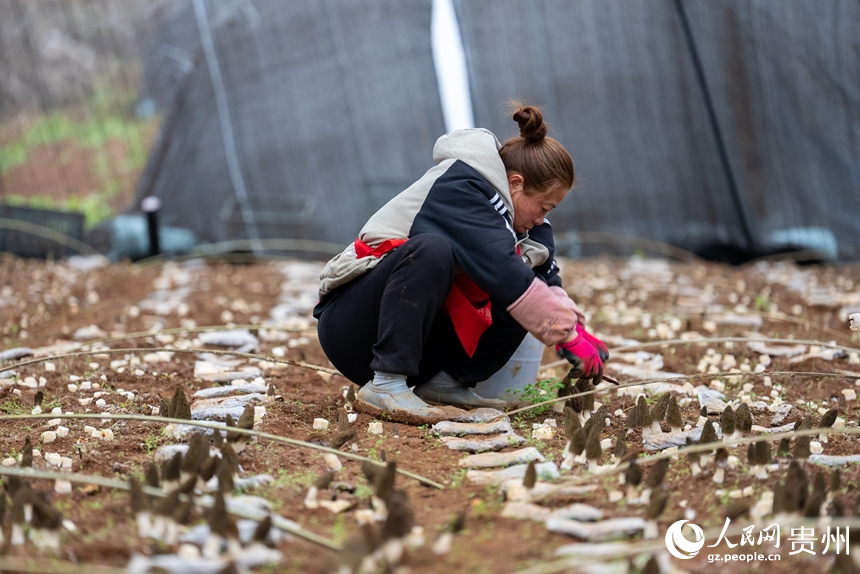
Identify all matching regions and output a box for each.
[508,173,569,234]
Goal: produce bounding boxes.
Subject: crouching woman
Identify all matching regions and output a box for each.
[314,104,607,424]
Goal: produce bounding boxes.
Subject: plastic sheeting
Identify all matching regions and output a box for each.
[134,0,445,246]
[133,0,860,260]
[454,0,860,260]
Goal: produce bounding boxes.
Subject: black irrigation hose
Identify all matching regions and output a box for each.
[0,466,340,551]
[0,413,443,490]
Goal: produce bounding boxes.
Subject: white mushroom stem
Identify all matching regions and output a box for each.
[819,433,829,444]
[713,467,725,484]
[582,411,591,422]
[227,538,242,558]
[24,504,32,523]
[641,426,652,439]
[164,519,179,545]
[644,519,659,540]
[561,452,575,471]
[43,530,60,551]
[553,402,566,414]
[382,538,405,565]
[730,431,744,442]
[303,486,319,509]
[754,465,769,480]
[149,516,166,540]
[135,511,152,538]
[360,554,379,574]
[670,426,682,434]
[699,454,712,467]
[650,422,662,436]
[432,531,454,555]
[618,473,626,486]
[323,453,342,472]
[11,524,25,546]
[625,485,639,504]
[691,462,702,477]
[574,452,587,465]
[203,534,222,559]
[505,482,532,503]
[587,459,600,473]
[31,529,59,551]
[371,496,388,521]
[697,415,708,427]
[639,488,652,505]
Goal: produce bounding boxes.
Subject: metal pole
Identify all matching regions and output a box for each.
[141,196,161,257]
[192,0,264,255]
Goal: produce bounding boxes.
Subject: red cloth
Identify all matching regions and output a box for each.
[354,238,407,258]
[354,237,493,357]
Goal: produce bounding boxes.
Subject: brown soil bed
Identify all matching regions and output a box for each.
[0,256,859,573]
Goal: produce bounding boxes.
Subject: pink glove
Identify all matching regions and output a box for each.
[556,334,604,384]
[548,286,586,326]
[576,324,609,363]
[506,279,577,345]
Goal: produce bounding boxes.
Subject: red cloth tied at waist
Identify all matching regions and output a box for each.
[354,237,492,357]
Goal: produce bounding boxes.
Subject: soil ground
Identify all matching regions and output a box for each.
[1,254,859,573]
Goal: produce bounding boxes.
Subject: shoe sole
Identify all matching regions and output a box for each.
[414,392,508,410]
[354,398,447,425]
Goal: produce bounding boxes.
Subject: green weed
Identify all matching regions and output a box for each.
[507,378,563,418]
[0,397,28,415]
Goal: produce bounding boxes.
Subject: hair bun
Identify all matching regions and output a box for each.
[513,105,547,143]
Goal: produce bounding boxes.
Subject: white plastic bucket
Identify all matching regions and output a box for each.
[474,333,544,403]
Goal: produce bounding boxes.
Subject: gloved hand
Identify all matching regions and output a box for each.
[576,324,609,363]
[556,333,604,384]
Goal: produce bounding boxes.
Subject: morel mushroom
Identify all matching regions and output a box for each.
[794,436,811,460]
[713,448,728,485]
[624,459,643,504]
[686,436,702,477]
[698,420,718,468]
[585,427,603,473]
[644,489,669,540]
[696,406,708,428]
[666,396,683,433]
[640,459,670,505]
[649,394,670,436]
[818,408,838,443]
[637,396,654,439]
[721,406,736,445]
[733,402,753,442]
[129,477,151,537]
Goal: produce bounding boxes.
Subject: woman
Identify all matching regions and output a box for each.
[314,104,608,424]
